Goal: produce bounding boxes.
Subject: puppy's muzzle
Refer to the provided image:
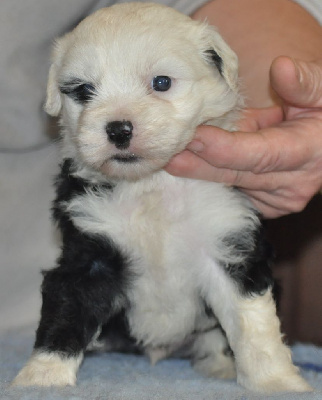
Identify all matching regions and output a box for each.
[106,120,133,150]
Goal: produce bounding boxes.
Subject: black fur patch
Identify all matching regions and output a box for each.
[96,312,142,354]
[35,230,131,355]
[223,225,274,296]
[205,49,223,75]
[59,79,96,104]
[34,160,129,356]
[52,159,113,232]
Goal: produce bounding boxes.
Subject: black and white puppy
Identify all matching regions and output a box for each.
[13,2,311,393]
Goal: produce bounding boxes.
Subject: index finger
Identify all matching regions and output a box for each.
[188,123,304,174]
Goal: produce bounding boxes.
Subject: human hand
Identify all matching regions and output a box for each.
[165,57,322,218]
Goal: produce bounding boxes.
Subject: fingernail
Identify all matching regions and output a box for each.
[187,139,204,153]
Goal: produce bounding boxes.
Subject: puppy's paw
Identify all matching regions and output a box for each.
[239,372,313,393]
[11,351,83,387]
[193,354,236,380]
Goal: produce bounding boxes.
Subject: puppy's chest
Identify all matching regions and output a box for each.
[66,176,251,345]
[69,179,194,262]
[67,175,248,277]
[68,179,206,344]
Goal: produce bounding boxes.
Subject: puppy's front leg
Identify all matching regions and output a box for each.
[200,233,312,393]
[12,229,129,387]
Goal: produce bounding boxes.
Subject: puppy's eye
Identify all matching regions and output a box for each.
[152,76,171,92]
[74,83,96,102]
[60,80,96,104]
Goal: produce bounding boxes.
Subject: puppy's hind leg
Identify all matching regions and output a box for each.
[229,289,312,393]
[199,230,312,393]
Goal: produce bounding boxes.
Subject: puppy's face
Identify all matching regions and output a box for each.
[46,3,241,180]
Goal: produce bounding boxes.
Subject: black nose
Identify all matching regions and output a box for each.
[106,120,133,149]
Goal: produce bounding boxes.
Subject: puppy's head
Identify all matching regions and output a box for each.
[46,2,242,180]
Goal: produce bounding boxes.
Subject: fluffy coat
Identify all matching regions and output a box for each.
[13,3,311,393]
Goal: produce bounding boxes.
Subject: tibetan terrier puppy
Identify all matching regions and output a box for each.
[13,2,311,393]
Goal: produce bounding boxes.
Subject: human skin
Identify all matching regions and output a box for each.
[165,0,322,218]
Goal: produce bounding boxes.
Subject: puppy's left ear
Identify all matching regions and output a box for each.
[202,25,239,92]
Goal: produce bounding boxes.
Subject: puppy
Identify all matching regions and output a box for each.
[13,2,311,393]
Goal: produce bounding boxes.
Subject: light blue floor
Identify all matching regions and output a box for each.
[2,325,322,400]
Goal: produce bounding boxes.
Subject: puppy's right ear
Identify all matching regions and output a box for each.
[44,38,66,116]
[44,63,61,116]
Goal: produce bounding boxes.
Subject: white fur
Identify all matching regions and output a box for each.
[45,3,242,181]
[65,171,311,392]
[198,256,312,392]
[12,351,83,387]
[65,172,258,348]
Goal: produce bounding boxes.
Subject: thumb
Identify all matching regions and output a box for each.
[270,56,322,108]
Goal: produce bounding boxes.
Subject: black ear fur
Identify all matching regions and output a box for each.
[205,49,223,76]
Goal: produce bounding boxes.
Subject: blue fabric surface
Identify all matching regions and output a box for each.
[1,325,322,400]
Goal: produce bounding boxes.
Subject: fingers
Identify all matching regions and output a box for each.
[165,151,311,218]
[270,56,322,108]
[165,149,317,218]
[169,124,306,175]
[165,145,281,190]
[165,121,321,219]
[183,126,275,173]
[240,193,290,219]
[241,187,309,218]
